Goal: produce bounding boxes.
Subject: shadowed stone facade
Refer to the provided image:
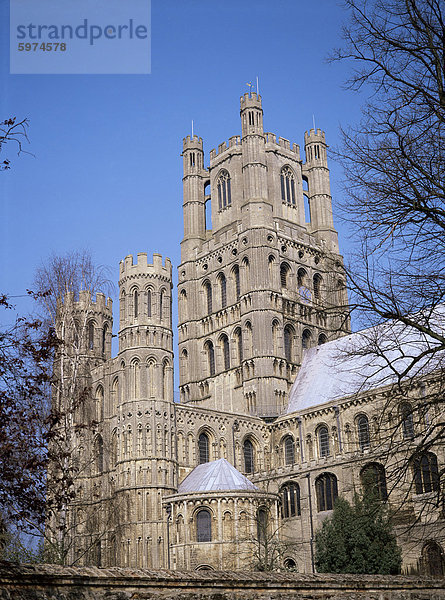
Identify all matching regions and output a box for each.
[61,93,445,576]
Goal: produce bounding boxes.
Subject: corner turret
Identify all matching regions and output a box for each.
[303,128,338,252]
[240,92,264,137]
[181,135,208,260]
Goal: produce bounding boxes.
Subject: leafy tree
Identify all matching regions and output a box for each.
[315,491,402,574]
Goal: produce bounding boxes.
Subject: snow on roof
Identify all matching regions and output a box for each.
[178,458,258,494]
[287,308,445,414]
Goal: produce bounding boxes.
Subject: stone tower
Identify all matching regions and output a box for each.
[178,92,349,418]
[113,253,176,568]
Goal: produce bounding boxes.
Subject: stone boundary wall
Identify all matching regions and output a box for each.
[0,563,444,599]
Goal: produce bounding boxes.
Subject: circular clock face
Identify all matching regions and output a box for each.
[298,286,312,304]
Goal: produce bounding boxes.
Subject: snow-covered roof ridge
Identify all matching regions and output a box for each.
[287,306,445,414]
[178,458,258,494]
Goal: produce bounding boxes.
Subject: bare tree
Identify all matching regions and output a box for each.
[330,0,445,537]
[0,117,30,170]
[32,251,115,565]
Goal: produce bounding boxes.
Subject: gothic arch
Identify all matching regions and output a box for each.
[280,165,297,205]
[219,332,230,370]
[216,169,232,210]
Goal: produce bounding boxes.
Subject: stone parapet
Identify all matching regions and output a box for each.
[0,563,444,599]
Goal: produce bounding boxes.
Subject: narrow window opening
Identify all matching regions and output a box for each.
[243,439,254,473]
[88,321,94,350]
[318,426,330,457]
[147,290,152,317]
[357,415,370,450]
[196,509,211,542]
[221,334,230,370]
[219,273,227,308]
[198,433,209,464]
[134,290,138,318]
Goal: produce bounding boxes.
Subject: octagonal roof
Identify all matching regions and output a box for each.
[178,458,258,494]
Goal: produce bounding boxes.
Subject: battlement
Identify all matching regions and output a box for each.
[209,135,241,161]
[58,290,113,313]
[240,91,262,110]
[119,252,172,279]
[182,135,203,150]
[304,128,326,144]
[264,133,300,158]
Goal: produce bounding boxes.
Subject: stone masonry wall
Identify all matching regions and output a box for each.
[0,563,444,600]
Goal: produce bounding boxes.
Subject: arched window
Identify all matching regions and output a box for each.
[162,360,168,399]
[73,320,80,349]
[283,435,295,465]
[95,385,104,422]
[412,452,439,494]
[196,509,212,542]
[315,473,338,511]
[179,289,187,321]
[233,265,240,300]
[102,324,107,354]
[134,290,139,318]
[217,170,231,210]
[280,167,296,205]
[95,435,104,474]
[284,325,294,362]
[159,289,165,321]
[272,319,280,355]
[421,541,445,577]
[88,321,95,350]
[280,482,300,518]
[297,268,307,288]
[204,341,215,376]
[120,291,126,323]
[147,289,152,317]
[302,329,312,349]
[111,377,119,413]
[219,273,227,308]
[357,415,370,450]
[198,433,209,464]
[234,327,243,363]
[245,321,253,357]
[257,507,268,544]
[280,262,290,288]
[400,402,414,439]
[221,334,230,370]
[313,273,322,300]
[242,256,250,284]
[318,425,330,457]
[111,430,117,465]
[243,439,254,473]
[131,360,140,398]
[204,281,212,314]
[318,333,327,345]
[360,463,388,501]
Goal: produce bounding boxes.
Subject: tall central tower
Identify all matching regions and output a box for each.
[178,93,349,418]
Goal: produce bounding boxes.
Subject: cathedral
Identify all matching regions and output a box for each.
[59,92,444,575]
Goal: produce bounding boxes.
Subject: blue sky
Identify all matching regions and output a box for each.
[1,0,364,390]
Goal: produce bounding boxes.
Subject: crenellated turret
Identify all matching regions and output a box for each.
[118,252,172,344]
[240,91,264,137]
[57,289,113,361]
[239,92,270,227]
[303,129,338,251]
[115,251,176,568]
[181,135,208,260]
